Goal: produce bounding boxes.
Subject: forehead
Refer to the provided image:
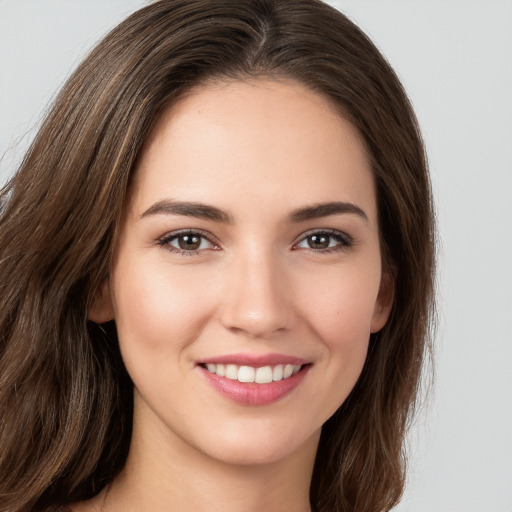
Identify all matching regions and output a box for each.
[130,79,376,222]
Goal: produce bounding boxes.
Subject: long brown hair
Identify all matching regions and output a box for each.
[0,1,435,510]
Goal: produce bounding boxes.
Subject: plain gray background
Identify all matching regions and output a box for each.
[1,1,511,511]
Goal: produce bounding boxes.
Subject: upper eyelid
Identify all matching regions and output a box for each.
[157,227,352,250]
[293,228,352,245]
[158,228,220,245]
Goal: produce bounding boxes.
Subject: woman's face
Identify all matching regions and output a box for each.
[91,79,392,467]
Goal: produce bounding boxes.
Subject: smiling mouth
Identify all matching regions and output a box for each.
[199,363,309,384]
[198,361,312,405]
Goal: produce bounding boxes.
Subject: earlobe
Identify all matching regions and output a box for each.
[370,271,395,333]
[88,279,115,324]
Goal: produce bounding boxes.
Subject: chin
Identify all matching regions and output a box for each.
[196,425,320,468]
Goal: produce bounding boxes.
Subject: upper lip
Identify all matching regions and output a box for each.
[199,353,310,367]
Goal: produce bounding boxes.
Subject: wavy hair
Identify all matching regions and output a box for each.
[0,1,435,510]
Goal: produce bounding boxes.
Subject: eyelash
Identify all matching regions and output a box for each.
[294,229,353,254]
[156,228,353,256]
[157,229,220,256]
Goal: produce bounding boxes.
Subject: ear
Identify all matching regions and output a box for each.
[88,279,115,324]
[370,270,395,333]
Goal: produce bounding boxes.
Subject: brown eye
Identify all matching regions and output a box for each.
[307,234,330,249]
[177,234,202,250]
[158,231,216,253]
[296,231,352,252]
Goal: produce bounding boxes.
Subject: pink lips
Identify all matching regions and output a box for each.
[200,353,308,367]
[197,353,311,406]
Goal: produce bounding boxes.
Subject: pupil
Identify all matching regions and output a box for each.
[309,234,329,249]
[179,235,200,250]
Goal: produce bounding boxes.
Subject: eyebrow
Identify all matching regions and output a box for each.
[141,200,368,224]
[141,200,234,223]
[289,201,368,223]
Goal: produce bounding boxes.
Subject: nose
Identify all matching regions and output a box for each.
[219,248,295,339]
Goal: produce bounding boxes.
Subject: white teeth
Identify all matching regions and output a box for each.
[255,366,273,384]
[203,362,302,383]
[225,364,238,380]
[283,364,294,379]
[238,366,255,383]
[272,364,284,381]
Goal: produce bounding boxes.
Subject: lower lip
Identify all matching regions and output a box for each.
[198,365,311,406]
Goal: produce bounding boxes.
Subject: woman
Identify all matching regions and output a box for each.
[0,1,435,511]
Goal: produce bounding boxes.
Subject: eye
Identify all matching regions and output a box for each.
[295,230,352,252]
[157,230,218,254]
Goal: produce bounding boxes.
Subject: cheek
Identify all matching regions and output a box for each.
[312,285,373,380]
[295,262,381,406]
[299,262,381,346]
[111,257,219,356]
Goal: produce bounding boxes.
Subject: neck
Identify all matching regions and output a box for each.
[106,394,318,512]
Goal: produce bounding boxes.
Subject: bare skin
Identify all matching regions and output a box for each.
[76,79,392,511]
